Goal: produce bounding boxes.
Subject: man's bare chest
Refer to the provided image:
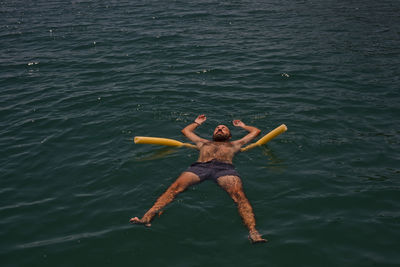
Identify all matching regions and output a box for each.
[200,142,235,158]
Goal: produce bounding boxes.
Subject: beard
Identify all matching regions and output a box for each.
[212,132,230,142]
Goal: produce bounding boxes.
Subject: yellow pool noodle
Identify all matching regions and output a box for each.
[134,124,287,152]
[240,124,287,152]
[134,136,197,149]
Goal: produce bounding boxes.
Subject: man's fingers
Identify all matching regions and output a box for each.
[197,114,207,122]
[233,120,245,127]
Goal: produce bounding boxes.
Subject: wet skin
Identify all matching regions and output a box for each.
[130,115,266,243]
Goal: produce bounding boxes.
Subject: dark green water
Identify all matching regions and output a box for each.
[1,0,399,266]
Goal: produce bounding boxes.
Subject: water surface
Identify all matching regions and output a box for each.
[1,0,399,266]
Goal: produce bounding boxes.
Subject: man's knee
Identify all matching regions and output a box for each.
[169,180,187,193]
[230,190,246,203]
[169,173,199,193]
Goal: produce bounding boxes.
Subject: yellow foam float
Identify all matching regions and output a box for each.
[134,136,197,149]
[134,124,287,152]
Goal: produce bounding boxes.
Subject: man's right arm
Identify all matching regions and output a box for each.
[181,114,208,146]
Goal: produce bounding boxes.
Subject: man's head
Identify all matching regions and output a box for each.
[212,125,232,142]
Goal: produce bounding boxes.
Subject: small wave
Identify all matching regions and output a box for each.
[17,225,132,249]
[0,198,54,212]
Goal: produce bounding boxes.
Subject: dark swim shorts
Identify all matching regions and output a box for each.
[185,159,240,182]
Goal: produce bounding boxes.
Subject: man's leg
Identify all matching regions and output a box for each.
[130,172,201,227]
[217,175,267,243]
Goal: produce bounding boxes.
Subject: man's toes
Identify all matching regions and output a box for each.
[254,238,267,243]
[129,217,140,223]
[249,232,268,244]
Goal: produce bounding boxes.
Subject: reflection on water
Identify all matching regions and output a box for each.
[135,147,180,162]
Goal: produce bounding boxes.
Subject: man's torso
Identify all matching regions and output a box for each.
[197,141,239,163]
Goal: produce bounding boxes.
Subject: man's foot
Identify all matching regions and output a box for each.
[249,230,267,244]
[129,217,151,227]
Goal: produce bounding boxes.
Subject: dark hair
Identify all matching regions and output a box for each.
[212,132,231,142]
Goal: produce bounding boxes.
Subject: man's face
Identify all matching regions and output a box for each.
[212,125,231,141]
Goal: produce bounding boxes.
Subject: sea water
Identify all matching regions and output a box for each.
[1,0,399,266]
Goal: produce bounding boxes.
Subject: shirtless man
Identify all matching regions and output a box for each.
[130,114,267,243]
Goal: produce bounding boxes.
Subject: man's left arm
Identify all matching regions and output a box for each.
[231,120,261,148]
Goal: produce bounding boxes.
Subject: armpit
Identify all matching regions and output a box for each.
[196,140,209,149]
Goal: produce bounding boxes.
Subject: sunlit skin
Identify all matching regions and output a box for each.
[130,114,267,243]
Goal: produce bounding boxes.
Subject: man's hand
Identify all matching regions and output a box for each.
[233,119,245,127]
[195,114,207,125]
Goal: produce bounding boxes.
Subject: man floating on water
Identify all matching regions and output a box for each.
[130,114,267,243]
